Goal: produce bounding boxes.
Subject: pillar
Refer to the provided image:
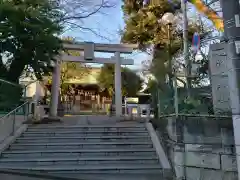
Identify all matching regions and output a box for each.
[124,96,127,116]
[50,60,61,117]
[114,52,122,117]
[221,0,240,179]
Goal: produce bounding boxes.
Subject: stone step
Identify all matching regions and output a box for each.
[29,124,145,127]
[3,152,157,158]
[12,141,152,146]
[26,128,147,133]
[0,156,159,162]
[17,135,149,139]
[10,142,153,150]
[48,173,166,180]
[28,124,145,130]
[0,164,162,172]
[0,156,159,166]
[16,135,150,142]
[21,131,148,137]
[24,129,148,134]
[2,148,157,158]
[15,138,150,143]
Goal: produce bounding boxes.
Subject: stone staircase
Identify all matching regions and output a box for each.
[0,122,171,180]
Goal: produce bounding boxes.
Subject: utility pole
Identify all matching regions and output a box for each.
[181,0,191,97]
[221,0,240,179]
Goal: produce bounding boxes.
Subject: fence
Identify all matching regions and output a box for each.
[151,80,232,117]
[62,94,111,115]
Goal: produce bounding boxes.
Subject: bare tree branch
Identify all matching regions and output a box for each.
[64,21,112,41]
[61,0,104,22]
[59,0,116,22]
[58,0,117,40]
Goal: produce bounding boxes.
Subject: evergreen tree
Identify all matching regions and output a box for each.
[0,0,63,109]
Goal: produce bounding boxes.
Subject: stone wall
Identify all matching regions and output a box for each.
[209,43,231,114]
[152,115,238,180]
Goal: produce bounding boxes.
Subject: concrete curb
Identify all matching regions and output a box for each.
[145,122,171,169]
[0,124,28,154]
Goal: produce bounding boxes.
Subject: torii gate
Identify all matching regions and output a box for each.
[49,42,137,117]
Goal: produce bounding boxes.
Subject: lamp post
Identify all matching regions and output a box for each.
[181,0,190,97]
[161,12,175,89]
[161,12,179,116]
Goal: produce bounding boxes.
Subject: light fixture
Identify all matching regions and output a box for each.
[161,12,175,25]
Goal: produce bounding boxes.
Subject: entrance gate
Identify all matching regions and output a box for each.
[49,42,136,117]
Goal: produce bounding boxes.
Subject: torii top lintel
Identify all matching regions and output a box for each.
[62,42,138,54]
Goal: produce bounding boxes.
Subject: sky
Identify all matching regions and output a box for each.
[62,0,222,71]
[63,1,150,71]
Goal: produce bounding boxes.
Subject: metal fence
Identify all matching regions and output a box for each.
[62,94,111,115]
[151,81,230,117]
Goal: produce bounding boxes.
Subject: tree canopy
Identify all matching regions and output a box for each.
[97,64,143,97]
[0,0,63,82]
[121,0,212,115]
[121,0,209,82]
[0,0,63,108]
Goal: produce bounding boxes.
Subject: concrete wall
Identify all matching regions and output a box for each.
[154,115,237,180]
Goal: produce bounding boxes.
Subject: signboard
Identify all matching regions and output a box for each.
[84,42,94,60]
[125,97,138,104]
[192,32,200,53]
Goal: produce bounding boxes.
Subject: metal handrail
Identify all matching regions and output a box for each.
[0,101,30,120]
[0,77,39,100]
[159,113,232,118]
[0,78,22,88]
[0,100,32,142]
[0,169,88,180]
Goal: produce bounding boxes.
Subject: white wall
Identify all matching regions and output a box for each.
[19,76,45,98]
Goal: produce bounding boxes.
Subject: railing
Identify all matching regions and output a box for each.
[0,101,32,143]
[0,169,88,180]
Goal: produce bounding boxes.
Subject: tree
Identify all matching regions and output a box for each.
[121,0,213,114]
[97,64,143,97]
[60,62,90,95]
[121,0,201,86]
[0,0,63,81]
[0,0,63,108]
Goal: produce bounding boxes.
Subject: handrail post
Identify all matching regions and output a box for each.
[11,111,16,136]
[24,102,27,121]
[27,102,29,118]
